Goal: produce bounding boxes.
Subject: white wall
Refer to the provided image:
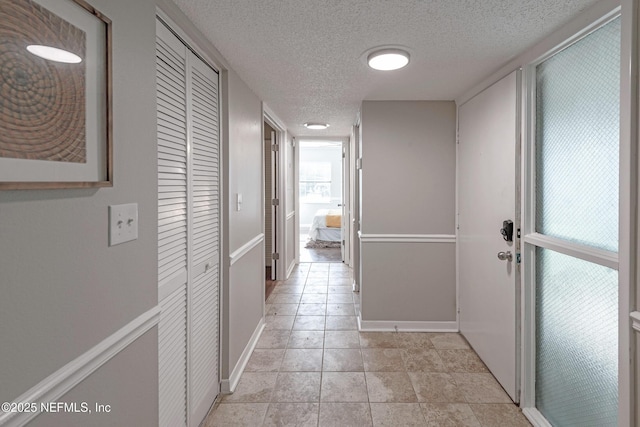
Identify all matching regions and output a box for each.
[0,0,159,424]
[299,145,343,228]
[359,101,457,329]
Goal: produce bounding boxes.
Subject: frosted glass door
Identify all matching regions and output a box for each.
[532,16,620,427]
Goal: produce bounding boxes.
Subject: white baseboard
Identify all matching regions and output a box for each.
[221,318,265,394]
[0,306,160,427]
[522,407,553,427]
[358,315,458,332]
[286,259,296,279]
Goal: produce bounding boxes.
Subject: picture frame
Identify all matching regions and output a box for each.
[0,0,112,190]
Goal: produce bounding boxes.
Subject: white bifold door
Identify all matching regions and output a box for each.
[458,70,520,402]
[156,18,220,427]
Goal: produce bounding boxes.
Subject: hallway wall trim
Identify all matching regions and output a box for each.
[357,316,458,333]
[221,319,265,394]
[0,306,160,427]
[229,233,265,266]
[359,234,456,244]
[631,311,640,332]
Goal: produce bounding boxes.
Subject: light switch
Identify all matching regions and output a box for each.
[109,203,138,246]
[236,193,242,211]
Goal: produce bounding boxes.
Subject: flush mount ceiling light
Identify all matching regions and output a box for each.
[367,48,410,71]
[304,122,329,130]
[26,45,82,64]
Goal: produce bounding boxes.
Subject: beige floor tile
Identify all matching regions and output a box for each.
[469,404,532,426]
[284,277,307,285]
[288,330,325,348]
[430,333,470,350]
[328,285,353,293]
[281,348,323,371]
[451,373,512,404]
[365,372,418,403]
[306,278,329,286]
[370,403,426,426]
[264,315,295,331]
[275,284,306,293]
[269,293,303,304]
[326,303,355,316]
[362,348,405,372]
[359,332,399,348]
[421,403,481,427]
[324,331,360,348]
[204,403,268,427]
[320,372,368,402]
[304,286,329,295]
[325,315,358,330]
[263,403,319,427]
[301,293,327,304]
[221,372,277,403]
[267,303,299,316]
[256,330,290,349]
[293,315,326,330]
[401,348,446,372]
[327,293,354,303]
[438,349,489,373]
[395,332,435,349]
[272,372,321,402]
[408,372,467,403]
[297,303,327,315]
[323,348,364,371]
[319,403,373,427]
[245,349,284,372]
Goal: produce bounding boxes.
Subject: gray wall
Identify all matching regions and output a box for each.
[224,69,265,377]
[285,134,296,274]
[0,0,159,424]
[359,101,457,325]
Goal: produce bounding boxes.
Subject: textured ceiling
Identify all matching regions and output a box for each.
[172,0,600,137]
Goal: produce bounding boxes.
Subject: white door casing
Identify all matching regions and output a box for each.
[458,70,520,403]
[270,130,277,280]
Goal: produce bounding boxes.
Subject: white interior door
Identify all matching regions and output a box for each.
[458,70,520,402]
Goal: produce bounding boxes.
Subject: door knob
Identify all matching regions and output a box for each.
[497,251,512,262]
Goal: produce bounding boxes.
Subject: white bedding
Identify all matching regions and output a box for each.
[308,209,342,242]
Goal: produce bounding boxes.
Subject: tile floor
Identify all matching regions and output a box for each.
[204,262,531,427]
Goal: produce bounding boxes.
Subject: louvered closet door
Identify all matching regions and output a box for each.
[157,17,221,427]
[156,19,188,427]
[188,52,220,426]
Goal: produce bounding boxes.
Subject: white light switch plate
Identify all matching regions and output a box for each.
[109,203,138,246]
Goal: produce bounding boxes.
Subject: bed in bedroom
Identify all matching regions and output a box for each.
[306,208,342,248]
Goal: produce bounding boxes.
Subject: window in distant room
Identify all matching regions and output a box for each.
[300,162,332,203]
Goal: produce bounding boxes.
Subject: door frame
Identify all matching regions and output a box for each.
[519,6,635,426]
[294,136,350,264]
[263,104,287,280]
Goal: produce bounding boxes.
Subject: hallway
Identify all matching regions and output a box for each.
[204,263,531,426]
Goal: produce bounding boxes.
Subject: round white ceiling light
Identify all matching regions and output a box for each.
[26,45,82,64]
[367,48,410,71]
[304,122,329,130]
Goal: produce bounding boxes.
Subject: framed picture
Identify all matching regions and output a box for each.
[0,0,112,190]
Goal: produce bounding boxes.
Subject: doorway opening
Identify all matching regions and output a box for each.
[298,140,343,263]
[264,121,278,300]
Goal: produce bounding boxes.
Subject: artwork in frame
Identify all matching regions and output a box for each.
[0,0,112,190]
